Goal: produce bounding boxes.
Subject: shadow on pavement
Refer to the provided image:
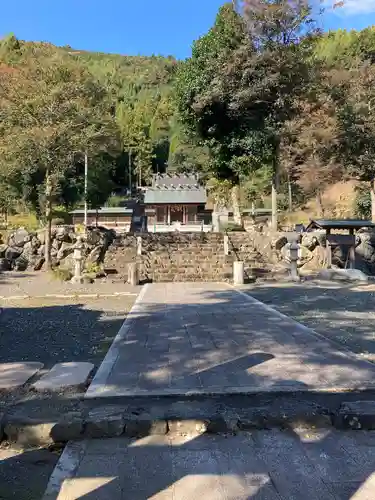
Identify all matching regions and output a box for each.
[40,428,375,500]
[2,283,375,498]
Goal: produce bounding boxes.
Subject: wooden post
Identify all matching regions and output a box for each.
[326,229,331,269]
[349,228,355,269]
[326,242,332,269]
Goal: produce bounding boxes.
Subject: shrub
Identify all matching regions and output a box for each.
[50,268,72,281]
[354,186,371,219]
[220,222,245,232]
[85,262,103,275]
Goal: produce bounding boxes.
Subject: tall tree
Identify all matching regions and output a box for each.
[175,1,317,228]
[280,94,342,216]
[333,63,375,221]
[240,0,319,228]
[0,56,118,268]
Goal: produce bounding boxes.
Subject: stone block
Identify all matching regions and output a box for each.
[318,268,369,283]
[206,417,239,434]
[124,418,167,438]
[51,411,84,442]
[0,362,43,390]
[32,362,94,392]
[168,419,209,435]
[4,420,55,446]
[334,401,375,430]
[84,406,126,438]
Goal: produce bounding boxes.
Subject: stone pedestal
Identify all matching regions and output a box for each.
[128,262,139,286]
[233,261,244,285]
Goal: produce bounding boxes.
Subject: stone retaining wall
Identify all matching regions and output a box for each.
[104,232,271,282]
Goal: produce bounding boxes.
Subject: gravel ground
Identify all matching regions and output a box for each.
[0,270,140,298]
[244,280,375,361]
[0,296,135,369]
[0,445,61,500]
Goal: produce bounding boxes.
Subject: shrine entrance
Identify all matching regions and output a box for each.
[169,205,184,224]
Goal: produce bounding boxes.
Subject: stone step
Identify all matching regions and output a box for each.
[32,362,94,392]
[3,393,375,447]
[0,362,43,390]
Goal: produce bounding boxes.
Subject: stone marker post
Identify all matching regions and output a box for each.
[71,236,84,284]
[224,234,229,256]
[233,261,245,285]
[136,236,142,256]
[128,262,139,286]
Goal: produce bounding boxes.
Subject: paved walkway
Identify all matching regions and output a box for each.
[43,430,375,499]
[86,283,375,398]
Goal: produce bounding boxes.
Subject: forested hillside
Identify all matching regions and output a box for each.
[2,0,375,230]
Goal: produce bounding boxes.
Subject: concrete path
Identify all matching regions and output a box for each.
[43,430,375,499]
[86,283,375,398]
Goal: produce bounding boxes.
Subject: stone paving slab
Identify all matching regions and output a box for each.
[86,282,375,398]
[32,362,94,392]
[0,362,43,389]
[43,430,375,499]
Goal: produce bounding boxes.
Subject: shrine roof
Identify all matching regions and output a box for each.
[306,219,375,231]
[144,173,207,204]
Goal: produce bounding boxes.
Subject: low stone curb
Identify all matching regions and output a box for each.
[2,399,375,447]
[0,292,138,301]
[0,403,353,447]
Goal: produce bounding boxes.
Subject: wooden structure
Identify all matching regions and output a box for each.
[305,219,375,269]
[143,174,208,227]
[70,207,133,231]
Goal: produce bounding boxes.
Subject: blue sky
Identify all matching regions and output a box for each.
[1,1,375,59]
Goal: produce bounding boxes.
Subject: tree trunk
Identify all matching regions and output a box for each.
[44,171,53,271]
[271,151,278,231]
[128,150,132,194]
[271,178,278,231]
[95,209,99,227]
[316,190,324,218]
[231,185,242,225]
[287,172,293,213]
[371,180,375,222]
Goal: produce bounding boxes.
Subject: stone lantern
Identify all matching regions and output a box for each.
[71,236,85,284]
[289,239,300,282]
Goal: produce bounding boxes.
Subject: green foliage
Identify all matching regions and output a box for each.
[105,195,127,207]
[174,0,318,225]
[84,262,103,275]
[354,186,371,219]
[315,28,375,67]
[4,12,375,227]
